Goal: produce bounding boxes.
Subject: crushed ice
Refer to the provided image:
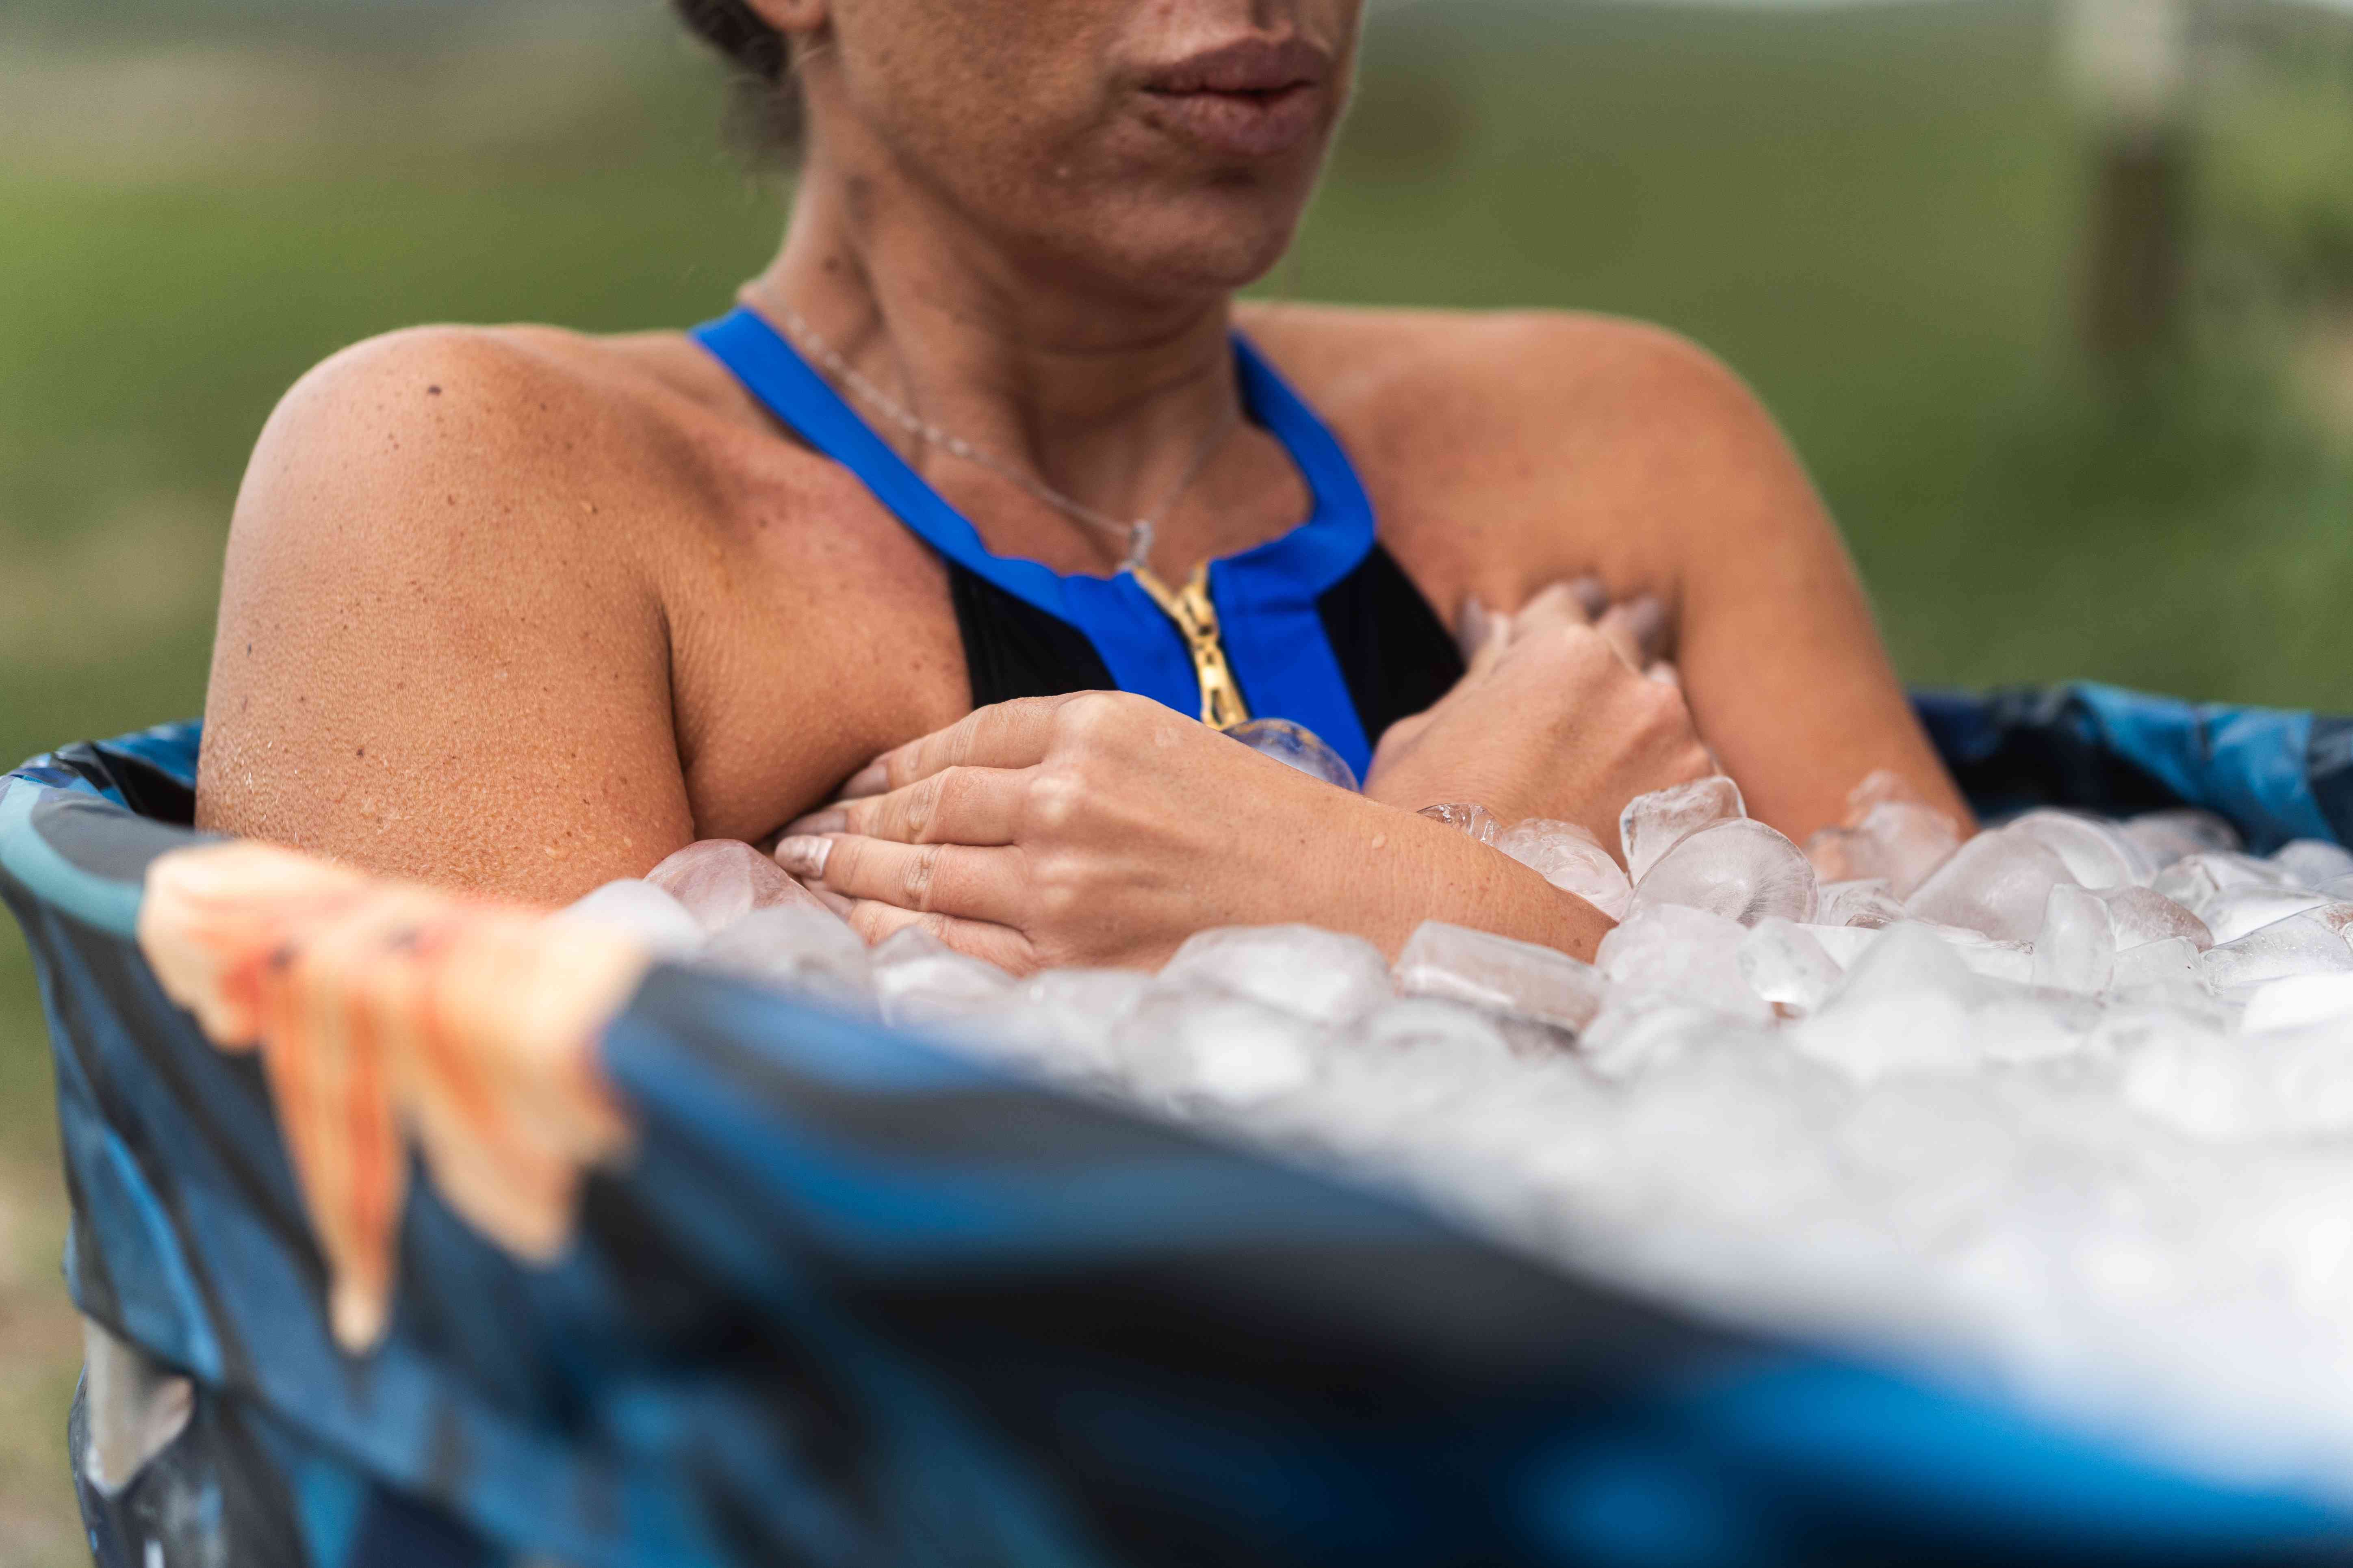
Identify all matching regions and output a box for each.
[566,778,2353,1500]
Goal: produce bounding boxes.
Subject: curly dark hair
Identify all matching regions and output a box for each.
[670,0,803,157]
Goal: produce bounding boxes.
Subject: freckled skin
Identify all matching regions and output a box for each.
[197,0,1965,909]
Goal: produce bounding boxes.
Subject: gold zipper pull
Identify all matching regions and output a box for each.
[1131,563,1251,730]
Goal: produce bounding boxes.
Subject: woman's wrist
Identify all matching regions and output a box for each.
[1328,796,1615,963]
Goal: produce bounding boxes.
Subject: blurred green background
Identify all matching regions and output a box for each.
[4,0,2353,1556]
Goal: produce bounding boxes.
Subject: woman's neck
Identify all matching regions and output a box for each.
[740,156,1282,578]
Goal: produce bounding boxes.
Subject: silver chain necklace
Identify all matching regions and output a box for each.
[774,304,1238,573]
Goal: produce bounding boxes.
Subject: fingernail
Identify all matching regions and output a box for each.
[774,835,833,879]
[840,762,890,799]
[1568,575,1609,617]
[1625,593,1666,646]
[785,808,846,836]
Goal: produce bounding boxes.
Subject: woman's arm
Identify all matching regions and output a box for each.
[198,327,695,902]
[775,692,1618,968]
[1608,330,1971,839]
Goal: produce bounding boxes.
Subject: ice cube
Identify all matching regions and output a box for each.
[2273,839,2353,892]
[1392,920,1607,1032]
[1631,818,1819,927]
[698,905,870,1002]
[1913,923,2036,984]
[1802,924,1884,969]
[1788,923,1989,1082]
[1418,802,1500,845]
[2200,913,2353,991]
[2240,972,2353,1034]
[2199,887,2329,946]
[1817,878,1904,929]
[1903,828,2077,944]
[2008,809,2154,890]
[646,839,828,933]
[963,968,1150,1075]
[1804,802,1963,899]
[1738,918,1842,1012]
[1160,925,1394,1027]
[556,879,705,959]
[870,927,1015,1026]
[1359,997,1517,1069]
[1595,903,1770,1022]
[2121,809,2243,867]
[2109,934,2203,994]
[1619,775,1745,882]
[1577,996,1733,1080]
[2152,851,2290,914]
[2033,884,2115,995]
[1494,818,1633,920]
[1121,987,1320,1109]
[1229,717,1359,792]
[2099,886,2213,952]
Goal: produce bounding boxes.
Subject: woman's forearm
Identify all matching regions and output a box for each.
[1335,798,1616,963]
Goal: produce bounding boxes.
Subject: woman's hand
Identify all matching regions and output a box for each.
[1364,580,1714,853]
[774,691,1613,971]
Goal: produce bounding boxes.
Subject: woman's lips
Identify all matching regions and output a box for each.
[1138,35,1330,159]
[1139,82,1325,159]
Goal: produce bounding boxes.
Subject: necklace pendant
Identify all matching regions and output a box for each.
[1131,562,1252,731]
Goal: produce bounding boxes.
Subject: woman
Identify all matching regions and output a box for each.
[195,0,1967,972]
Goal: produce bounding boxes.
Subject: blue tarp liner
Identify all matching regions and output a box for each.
[7,689,2353,1567]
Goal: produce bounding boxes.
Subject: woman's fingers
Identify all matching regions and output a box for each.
[837,694,1087,798]
[839,903,1037,973]
[1594,595,1666,671]
[776,834,1027,927]
[789,766,1025,846]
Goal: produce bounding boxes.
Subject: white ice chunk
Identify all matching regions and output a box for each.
[1122,987,1320,1109]
[556,879,706,959]
[1788,923,1986,1081]
[1903,828,2078,944]
[870,927,1015,1026]
[1802,923,1884,968]
[2201,887,2329,946]
[2110,935,2203,992]
[1738,918,1843,1012]
[1577,996,1739,1080]
[1494,818,1633,920]
[2099,885,2213,952]
[2274,839,2353,891]
[699,905,870,1004]
[646,839,827,933]
[1630,818,1819,927]
[1816,878,1904,929]
[1619,774,1745,883]
[2153,851,2292,915]
[2201,913,2353,991]
[2121,808,2242,867]
[1804,802,1962,900]
[2241,973,2353,1035]
[2009,808,2155,890]
[1392,921,1607,1033]
[2034,883,2116,995]
[1358,997,1517,1070]
[1160,925,1393,1027]
[1596,904,1770,1023]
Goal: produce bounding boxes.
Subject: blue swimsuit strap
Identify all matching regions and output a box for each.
[691,306,1383,776]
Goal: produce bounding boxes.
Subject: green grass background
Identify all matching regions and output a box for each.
[3,0,2351,1554]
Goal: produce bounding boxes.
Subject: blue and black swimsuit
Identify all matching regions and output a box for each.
[693,307,1464,784]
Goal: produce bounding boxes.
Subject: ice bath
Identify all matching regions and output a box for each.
[572,772,2353,1502]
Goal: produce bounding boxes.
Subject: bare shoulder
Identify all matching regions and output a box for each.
[197,322,717,887]
[1233,303,1809,608]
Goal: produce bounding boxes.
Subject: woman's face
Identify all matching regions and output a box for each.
[799,0,1364,298]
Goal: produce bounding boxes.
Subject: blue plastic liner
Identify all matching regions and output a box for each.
[8,697,2353,1568]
